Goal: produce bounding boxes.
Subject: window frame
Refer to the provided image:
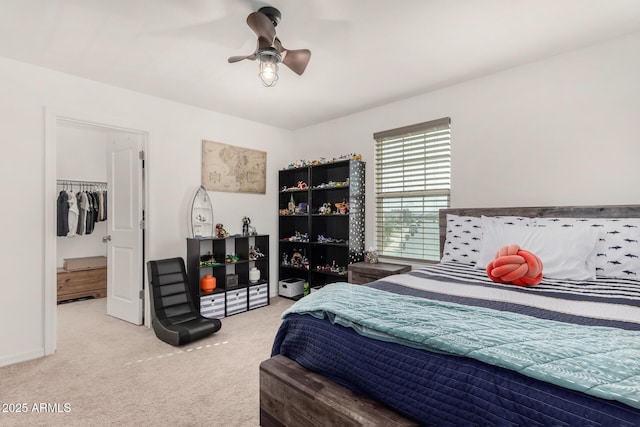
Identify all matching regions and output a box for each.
[373,117,451,262]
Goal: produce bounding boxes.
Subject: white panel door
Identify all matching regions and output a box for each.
[106,131,143,325]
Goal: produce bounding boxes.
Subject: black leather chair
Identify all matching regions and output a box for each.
[147,257,221,346]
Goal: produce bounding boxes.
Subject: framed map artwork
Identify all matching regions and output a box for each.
[201,140,266,194]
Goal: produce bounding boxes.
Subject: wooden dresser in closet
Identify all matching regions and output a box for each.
[57,258,107,302]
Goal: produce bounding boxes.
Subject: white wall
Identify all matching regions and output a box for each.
[293,33,640,251]
[0,57,293,367]
[56,122,108,267]
[2,31,640,368]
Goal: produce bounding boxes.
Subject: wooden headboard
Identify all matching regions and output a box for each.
[439,205,640,258]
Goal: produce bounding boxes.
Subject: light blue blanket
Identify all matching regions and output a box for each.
[283,282,640,409]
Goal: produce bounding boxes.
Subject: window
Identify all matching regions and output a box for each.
[374,117,451,261]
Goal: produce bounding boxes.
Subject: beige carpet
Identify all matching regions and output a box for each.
[0,296,295,427]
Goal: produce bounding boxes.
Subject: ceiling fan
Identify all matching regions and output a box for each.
[228,6,311,87]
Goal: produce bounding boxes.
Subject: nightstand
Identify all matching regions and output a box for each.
[348,261,411,285]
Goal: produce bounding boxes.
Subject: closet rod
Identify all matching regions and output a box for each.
[57,179,106,185]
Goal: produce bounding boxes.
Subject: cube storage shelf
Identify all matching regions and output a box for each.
[279,159,365,298]
[187,234,269,318]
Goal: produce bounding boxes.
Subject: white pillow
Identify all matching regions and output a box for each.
[440,214,483,265]
[534,217,640,279]
[477,217,599,280]
[441,214,532,265]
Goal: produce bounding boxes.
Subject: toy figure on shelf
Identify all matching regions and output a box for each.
[313,179,349,190]
[288,250,309,269]
[286,231,309,242]
[286,159,308,169]
[297,181,308,190]
[249,246,265,260]
[226,253,239,263]
[316,234,347,244]
[318,202,332,215]
[242,217,251,236]
[291,251,303,267]
[288,194,296,214]
[199,252,219,267]
[317,263,331,272]
[334,199,349,214]
[295,202,308,214]
[216,223,229,238]
[315,260,347,275]
[282,252,289,266]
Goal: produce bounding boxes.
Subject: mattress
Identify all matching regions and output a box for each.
[272,262,640,425]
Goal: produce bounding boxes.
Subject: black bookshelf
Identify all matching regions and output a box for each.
[278,159,365,296]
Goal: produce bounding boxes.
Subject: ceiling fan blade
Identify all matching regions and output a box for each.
[257,36,272,50]
[228,39,264,63]
[273,38,311,75]
[283,49,311,75]
[247,11,276,44]
[228,53,256,63]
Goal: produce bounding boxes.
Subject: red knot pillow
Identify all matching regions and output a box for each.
[486,244,543,286]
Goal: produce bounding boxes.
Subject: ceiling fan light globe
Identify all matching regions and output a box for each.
[259,62,279,87]
[257,48,281,87]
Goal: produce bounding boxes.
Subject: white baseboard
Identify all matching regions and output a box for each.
[0,348,46,368]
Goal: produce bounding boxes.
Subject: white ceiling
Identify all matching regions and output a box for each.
[2,0,640,130]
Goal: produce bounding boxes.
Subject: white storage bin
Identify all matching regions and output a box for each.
[249,283,269,309]
[279,278,304,298]
[200,292,226,319]
[226,287,248,316]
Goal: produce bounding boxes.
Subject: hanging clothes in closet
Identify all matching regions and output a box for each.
[56,181,108,237]
[56,191,69,237]
[76,190,88,235]
[67,191,78,238]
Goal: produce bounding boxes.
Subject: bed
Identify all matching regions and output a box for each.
[260,205,640,426]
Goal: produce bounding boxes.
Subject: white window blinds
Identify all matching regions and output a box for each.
[374,118,451,261]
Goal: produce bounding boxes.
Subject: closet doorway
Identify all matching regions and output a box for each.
[46,113,147,355]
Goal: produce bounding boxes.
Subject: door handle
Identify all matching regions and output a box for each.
[102,235,112,243]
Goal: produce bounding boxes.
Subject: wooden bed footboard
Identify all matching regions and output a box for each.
[259,355,418,426]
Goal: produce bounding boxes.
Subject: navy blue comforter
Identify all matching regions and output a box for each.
[273,313,640,426]
[271,263,640,425]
